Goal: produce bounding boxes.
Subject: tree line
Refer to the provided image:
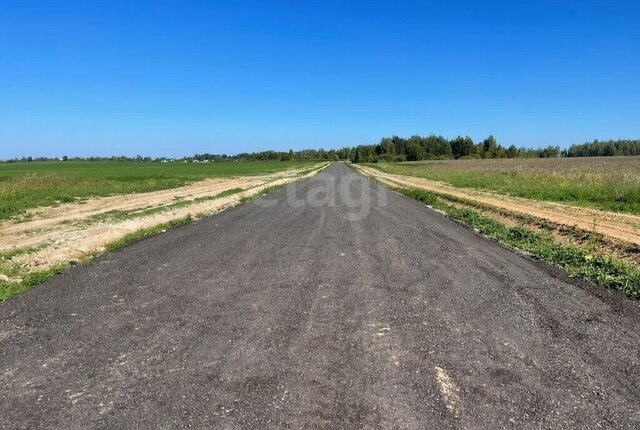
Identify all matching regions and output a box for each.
[2,138,638,164]
[566,139,640,157]
[3,155,168,163]
[346,136,640,162]
[348,135,562,163]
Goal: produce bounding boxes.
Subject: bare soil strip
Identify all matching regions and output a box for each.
[0,163,327,281]
[355,164,640,246]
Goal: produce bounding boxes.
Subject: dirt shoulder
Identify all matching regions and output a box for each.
[0,163,329,285]
[355,164,640,246]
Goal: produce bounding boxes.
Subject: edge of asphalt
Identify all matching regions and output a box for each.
[5,160,639,320]
[0,162,332,302]
[346,162,640,318]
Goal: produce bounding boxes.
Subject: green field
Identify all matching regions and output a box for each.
[368,156,640,214]
[0,160,317,220]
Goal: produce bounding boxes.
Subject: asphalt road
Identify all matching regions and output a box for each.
[1,162,639,429]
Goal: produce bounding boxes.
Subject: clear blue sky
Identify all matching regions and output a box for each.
[1,0,639,158]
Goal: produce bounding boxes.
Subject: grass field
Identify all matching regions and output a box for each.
[368,156,640,214]
[0,160,316,220]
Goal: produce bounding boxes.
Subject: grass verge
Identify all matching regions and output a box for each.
[0,177,297,302]
[396,187,640,299]
[0,160,318,221]
[103,216,194,252]
[0,263,70,302]
[0,217,194,302]
[89,188,245,223]
[239,183,287,204]
[369,157,640,214]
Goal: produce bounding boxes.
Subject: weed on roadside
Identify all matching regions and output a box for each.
[397,187,640,299]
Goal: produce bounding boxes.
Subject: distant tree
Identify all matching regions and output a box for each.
[538,145,560,158]
[406,143,426,161]
[391,136,407,155]
[481,135,498,158]
[438,138,453,158]
[62,155,68,161]
[603,145,615,156]
[378,137,396,157]
[450,136,475,158]
[279,151,291,161]
[407,135,422,152]
[423,135,448,157]
[353,145,377,163]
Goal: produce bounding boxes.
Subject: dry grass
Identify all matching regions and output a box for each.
[370,156,640,214]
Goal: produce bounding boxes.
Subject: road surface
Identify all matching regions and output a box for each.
[1,162,639,429]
